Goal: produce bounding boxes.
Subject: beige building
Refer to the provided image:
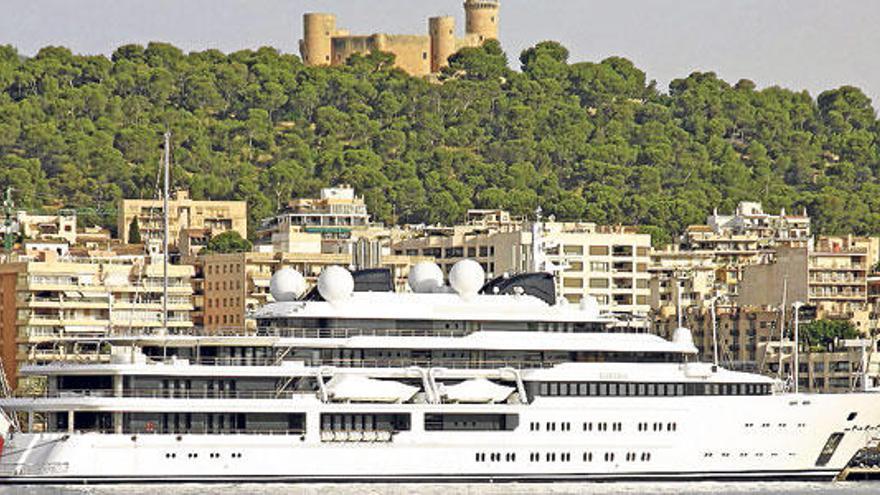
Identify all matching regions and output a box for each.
[648,248,718,313]
[191,251,430,332]
[256,186,371,254]
[117,191,247,254]
[707,201,811,247]
[654,305,879,393]
[393,214,651,316]
[0,249,195,387]
[739,236,872,323]
[300,0,499,77]
[13,211,78,244]
[655,305,780,371]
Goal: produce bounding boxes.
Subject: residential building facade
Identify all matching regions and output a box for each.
[0,249,195,387]
[117,190,247,254]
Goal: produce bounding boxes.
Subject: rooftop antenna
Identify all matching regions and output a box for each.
[161,132,170,336]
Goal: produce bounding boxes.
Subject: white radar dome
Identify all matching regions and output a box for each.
[672,327,695,347]
[408,262,444,293]
[317,266,354,303]
[270,267,306,302]
[449,259,485,299]
[578,296,600,319]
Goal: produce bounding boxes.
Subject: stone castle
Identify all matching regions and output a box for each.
[299,0,500,77]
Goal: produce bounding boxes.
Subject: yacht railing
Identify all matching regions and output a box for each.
[140,356,555,370]
[13,389,315,400]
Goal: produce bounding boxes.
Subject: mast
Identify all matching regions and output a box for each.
[162,132,170,335]
[777,277,787,379]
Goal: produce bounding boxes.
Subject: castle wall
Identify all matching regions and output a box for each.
[329,34,431,76]
[300,1,499,76]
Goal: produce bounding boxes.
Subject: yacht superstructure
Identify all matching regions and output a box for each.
[0,260,877,484]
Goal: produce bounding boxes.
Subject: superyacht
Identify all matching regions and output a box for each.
[0,258,878,483]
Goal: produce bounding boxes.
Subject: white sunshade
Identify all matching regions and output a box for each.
[439,378,514,404]
[325,375,419,403]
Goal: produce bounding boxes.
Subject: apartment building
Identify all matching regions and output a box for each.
[256,186,371,253]
[117,190,247,254]
[393,213,651,316]
[192,251,430,332]
[648,248,718,313]
[12,211,78,244]
[707,201,811,246]
[655,305,780,372]
[740,237,871,322]
[0,249,195,387]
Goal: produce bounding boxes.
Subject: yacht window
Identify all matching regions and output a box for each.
[598,383,608,396]
[647,384,656,396]
[579,383,588,396]
[589,383,598,396]
[549,383,559,396]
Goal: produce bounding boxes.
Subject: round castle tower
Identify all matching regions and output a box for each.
[302,13,336,66]
[429,16,456,73]
[464,0,500,42]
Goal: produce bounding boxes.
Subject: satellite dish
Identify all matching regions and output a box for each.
[270,267,307,302]
[317,266,354,303]
[408,261,444,293]
[449,259,485,299]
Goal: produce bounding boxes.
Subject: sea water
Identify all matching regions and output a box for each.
[4,482,880,495]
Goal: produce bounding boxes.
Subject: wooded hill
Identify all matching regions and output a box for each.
[1,40,878,246]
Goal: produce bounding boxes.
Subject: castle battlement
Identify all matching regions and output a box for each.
[299,1,500,77]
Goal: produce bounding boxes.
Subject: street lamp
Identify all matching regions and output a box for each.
[792,301,804,394]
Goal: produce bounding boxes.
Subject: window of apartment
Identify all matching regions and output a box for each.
[568,261,584,271]
[590,262,608,272]
[636,279,649,289]
[589,246,609,256]
[479,246,489,257]
[612,245,633,257]
[636,247,650,257]
[589,278,609,289]
[467,247,477,257]
[563,245,584,255]
[563,278,584,289]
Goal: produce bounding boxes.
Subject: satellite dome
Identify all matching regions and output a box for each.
[408,262,444,293]
[672,327,695,347]
[317,266,354,303]
[270,267,306,302]
[578,296,600,318]
[449,259,485,299]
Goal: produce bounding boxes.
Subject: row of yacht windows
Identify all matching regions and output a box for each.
[480,451,654,463]
[534,381,772,397]
[530,421,673,433]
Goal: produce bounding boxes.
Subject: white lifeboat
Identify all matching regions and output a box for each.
[439,378,514,404]
[325,375,418,403]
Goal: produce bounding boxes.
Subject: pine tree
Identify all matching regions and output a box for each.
[128,217,142,244]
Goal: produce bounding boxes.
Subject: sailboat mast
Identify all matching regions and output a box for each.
[162,132,170,335]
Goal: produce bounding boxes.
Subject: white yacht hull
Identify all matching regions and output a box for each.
[1,392,877,484]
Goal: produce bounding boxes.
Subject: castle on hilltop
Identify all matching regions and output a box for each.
[299,0,499,77]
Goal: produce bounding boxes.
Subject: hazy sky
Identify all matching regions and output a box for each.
[3,0,879,105]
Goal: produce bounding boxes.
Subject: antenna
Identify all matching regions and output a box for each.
[777,277,787,380]
[162,132,170,336]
